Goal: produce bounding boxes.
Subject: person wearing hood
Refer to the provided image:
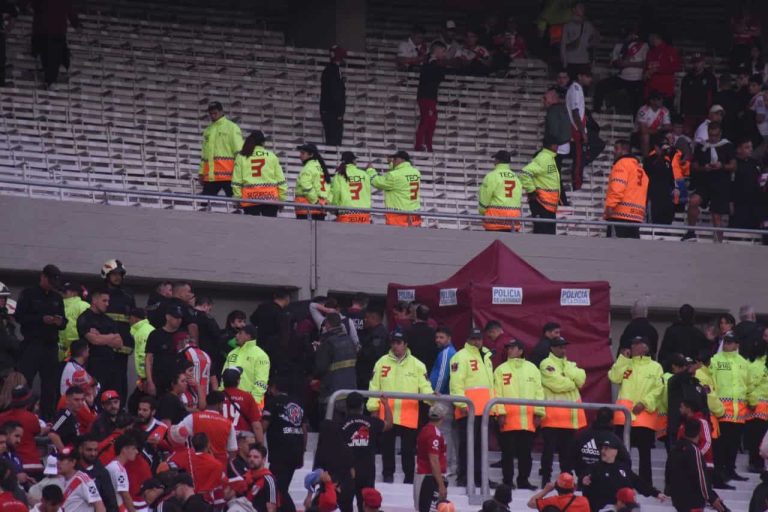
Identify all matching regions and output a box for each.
[658,304,710,366]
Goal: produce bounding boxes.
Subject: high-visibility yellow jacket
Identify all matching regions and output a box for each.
[604,156,649,223]
[539,353,587,429]
[519,148,560,213]
[223,339,270,405]
[710,350,750,423]
[199,116,244,182]
[695,365,725,418]
[493,357,545,432]
[450,343,495,418]
[231,147,287,206]
[747,356,768,420]
[366,349,432,429]
[59,296,90,361]
[369,162,421,211]
[330,165,373,209]
[295,159,329,205]
[130,319,155,380]
[656,371,674,436]
[478,164,523,215]
[608,354,664,428]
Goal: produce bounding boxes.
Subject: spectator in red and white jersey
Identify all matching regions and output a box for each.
[49,387,86,451]
[634,91,671,157]
[397,25,428,70]
[678,399,713,471]
[135,396,169,452]
[177,333,212,411]
[0,386,43,475]
[593,25,648,114]
[0,458,28,512]
[105,434,138,512]
[59,340,97,398]
[566,69,593,190]
[170,391,236,465]
[77,435,118,512]
[681,54,718,136]
[167,433,227,503]
[221,370,263,443]
[435,20,462,65]
[242,444,277,512]
[456,29,492,76]
[644,33,681,108]
[57,447,106,512]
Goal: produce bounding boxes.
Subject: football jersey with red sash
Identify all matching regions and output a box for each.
[62,471,102,512]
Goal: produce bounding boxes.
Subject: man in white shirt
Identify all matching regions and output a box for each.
[748,76,768,143]
[633,91,672,157]
[57,448,105,512]
[693,105,725,146]
[560,2,598,77]
[397,25,428,70]
[105,434,138,512]
[566,70,593,191]
[435,20,462,64]
[593,26,648,113]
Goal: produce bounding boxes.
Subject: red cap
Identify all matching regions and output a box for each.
[100,390,120,403]
[617,487,637,504]
[556,472,575,490]
[330,44,348,60]
[361,488,382,508]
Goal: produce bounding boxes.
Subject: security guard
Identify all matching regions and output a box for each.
[449,327,495,488]
[478,150,523,232]
[58,282,89,361]
[369,150,422,227]
[519,139,561,234]
[128,308,154,413]
[604,140,649,239]
[539,337,586,487]
[367,331,433,484]
[231,130,286,217]
[199,101,244,197]
[223,325,270,406]
[294,143,331,220]
[607,336,663,487]
[330,151,373,223]
[710,332,750,483]
[493,339,544,490]
[101,259,136,402]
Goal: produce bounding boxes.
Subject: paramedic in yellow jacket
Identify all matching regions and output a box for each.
[538,336,586,486]
[367,331,432,483]
[493,339,544,489]
[608,336,664,486]
[231,130,286,217]
[449,327,495,487]
[199,102,244,197]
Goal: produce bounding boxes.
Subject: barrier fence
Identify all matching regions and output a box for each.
[2,178,768,241]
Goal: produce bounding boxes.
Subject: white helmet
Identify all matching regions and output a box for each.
[0,282,9,297]
[100,259,126,279]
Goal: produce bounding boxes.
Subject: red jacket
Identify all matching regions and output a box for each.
[645,42,681,97]
[677,412,713,468]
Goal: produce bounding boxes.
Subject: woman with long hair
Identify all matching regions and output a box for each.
[294,143,330,220]
[746,327,768,472]
[232,130,286,217]
[0,372,27,411]
[329,151,373,223]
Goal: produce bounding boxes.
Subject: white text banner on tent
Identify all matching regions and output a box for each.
[560,288,591,306]
[492,287,523,305]
[397,289,416,302]
[439,288,458,306]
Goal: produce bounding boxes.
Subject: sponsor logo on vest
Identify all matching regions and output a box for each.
[439,288,458,307]
[492,287,523,305]
[397,289,416,302]
[560,288,591,306]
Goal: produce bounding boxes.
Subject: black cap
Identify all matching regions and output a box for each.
[543,322,560,333]
[668,353,689,368]
[492,150,511,163]
[601,438,621,449]
[140,478,165,493]
[297,143,318,153]
[390,150,411,161]
[242,324,259,340]
[630,336,649,346]
[346,391,365,410]
[166,305,183,319]
[468,328,483,340]
[390,331,406,343]
[723,331,739,344]
[61,281,80,292]
[42,264,62,283]
[207,101,223,111]
[550,337,569,347]
[129,307,146,319]
[56,446,78,460]
[172,472,194,488]
[341,151,357,162]
[504,339,524,350]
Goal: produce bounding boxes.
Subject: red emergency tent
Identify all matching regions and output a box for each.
[386,240,612,404]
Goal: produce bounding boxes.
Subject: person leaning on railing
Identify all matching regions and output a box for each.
[368,151,422,227]
[294,143,331,221]
[231,130,286,218]
[329,151,373,224]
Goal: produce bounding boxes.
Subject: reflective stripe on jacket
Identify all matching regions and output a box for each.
[449,343,495,418]
[608,354,663,428]
[366,349,432,428]
[519,148,560,213]
[232,147,287,207]
[223,340,270,406]
[294,159,329,205]
[199,116,244,182]
[369,162,421,212]
[59,296,90,360]
[330,165,373,209]
[493,358,545,432]
[711,350,750,423]
[605,155,649,223]
[539,353,586,429]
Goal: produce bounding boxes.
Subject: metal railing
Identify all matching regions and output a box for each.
[479,399,632,499]
[325,389,481,503]
[2,177,768,240]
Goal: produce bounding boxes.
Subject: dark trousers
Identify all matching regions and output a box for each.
[457,416,482,485]
[201,181,233,197]
[570,127,585,191]
[540,427,575,482]
[321,111,344,146]
[498,430,535,485]
[745,419,767,469]
[617,425,654,487]
[380,424,417,481]
[715,421,744,476]
[19,341,59,420]
[243,205,279,217]
[554,154,569,206]
[270,461,297,512]
[593,76,643,113]
[39,35,68,86]
[606,220,641,239]
[337,470,373,512]
[414,98,438,152]
[0,33,6,87]
[529,200,557,234]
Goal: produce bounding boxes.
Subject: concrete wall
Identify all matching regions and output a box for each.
[1,197,766,318]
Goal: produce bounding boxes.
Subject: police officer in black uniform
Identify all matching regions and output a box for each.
[101,260,136,402]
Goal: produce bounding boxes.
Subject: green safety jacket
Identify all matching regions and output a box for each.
[198,116,244,182]
[223,339,270,404]
[478,163,523,214]
[369,162,421,211]
[59,296,90,361]
[329,165,373,208]
[232,147,287,203]
[519,148,561,213]
[130,319,155,379]
[295,159,329,204]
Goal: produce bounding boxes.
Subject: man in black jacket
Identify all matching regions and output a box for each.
[356,309,388,390]
[405,305,437,373]
[736,304,763,361]
[101,259,136,402]
[79,434,119,512]
[528,322,561,368]
[250,288,291,362]
[658,304,710,369]
[665,354,708,451]
[320,45,347,145]
[666,419,726,512]
[15,264,66,420]
[618,297,659,358]
[571,407,630,484]
[313,314,357,419]
[193,296,223,384]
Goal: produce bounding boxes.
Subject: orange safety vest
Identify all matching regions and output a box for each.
[605,155,649,223]
[482,207,521,232]
[721,398,748,424]
[385,213,422,227]
[541,401,587,429]
[671,150,690,180]
[201,158,236,183]
[295,197,327,218]
[336,211,371,224]
[748,401,768,421]
[613,399,658,430]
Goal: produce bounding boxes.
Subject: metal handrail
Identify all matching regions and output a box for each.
[325,389,481,502]
[479,398,632,499]
[3,177,768,237]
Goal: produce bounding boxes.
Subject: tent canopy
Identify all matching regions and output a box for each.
[387,240,612,404]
